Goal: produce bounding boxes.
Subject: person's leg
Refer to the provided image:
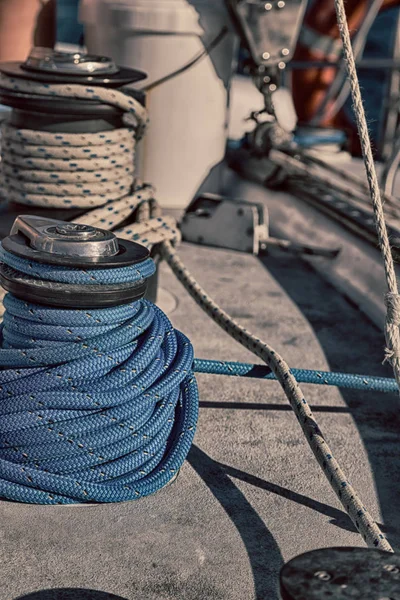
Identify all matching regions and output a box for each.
[0,0,55,61]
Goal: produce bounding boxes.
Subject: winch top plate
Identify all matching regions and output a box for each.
[0,61,146,88]
[280,546,400,599]
[1,216,152,306]
[2,233,150,268]
[2,215,150,268]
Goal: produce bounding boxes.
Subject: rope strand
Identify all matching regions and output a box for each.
[333,0,400,390]
[161,240,393,552]
[0,67,392,551]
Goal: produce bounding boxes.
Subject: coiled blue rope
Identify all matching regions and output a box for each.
[0,246,199,505]
[0,242,394,506]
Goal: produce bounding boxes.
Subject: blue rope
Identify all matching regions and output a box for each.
[0,242,395,506]
[193,359,398,394]
[0,246,199,504]
[0,246,156,284]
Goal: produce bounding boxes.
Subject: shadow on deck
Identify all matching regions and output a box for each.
[260,250,400,550]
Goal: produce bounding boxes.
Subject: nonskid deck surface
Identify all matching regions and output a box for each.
[1,229,400,600]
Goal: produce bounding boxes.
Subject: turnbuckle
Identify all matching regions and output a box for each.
[0,216,151,308]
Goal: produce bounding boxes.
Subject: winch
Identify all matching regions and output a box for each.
[0,47,165,301]
[0,214,199,505]
[0,47,146,235]
[0,215,150,307]
[279,547,400,599]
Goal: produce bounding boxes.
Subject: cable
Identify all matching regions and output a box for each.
[193,359,399,393]
[333,0,400,393]
[141,27,229,93]
[0,246,198,504]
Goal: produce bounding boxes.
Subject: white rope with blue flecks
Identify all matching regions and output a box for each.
[332,0,400,394]
[0,73,392,551]
[0,73,178,245]
[0,73,181,317]
[160,240,393,553]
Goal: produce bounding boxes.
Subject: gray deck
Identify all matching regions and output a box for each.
[2,178,400,600]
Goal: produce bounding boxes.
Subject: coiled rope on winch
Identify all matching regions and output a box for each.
[0,72,181,310]
[0,246,198,504]
[1,123,139,209]
[0,73,158,220]
[0,70,392,551]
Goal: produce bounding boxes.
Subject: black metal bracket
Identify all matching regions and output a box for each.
[0,216,151,308]
[280,546,400,599]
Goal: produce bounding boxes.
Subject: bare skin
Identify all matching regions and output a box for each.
[0,0,55,61]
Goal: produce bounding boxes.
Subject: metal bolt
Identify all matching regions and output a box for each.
[55,223,96,238]
[265,2,272,9]
[56,223,91,233]
[263,76,271,84]
[314,571,332,581]
[269,83,277,92]
[281,48,290,56]
[278,62,286,70]
[262,52,270,60]
[383,564,400,574]
[277,0,285,7]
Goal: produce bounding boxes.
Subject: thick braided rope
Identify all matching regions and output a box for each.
[0,247,199,504]
[0,122,138,209]
[333,0,400,390]
[193,359,400,393]
[302,151,400,217]
[160,240,392,552]
[0,74,148,135]
[0,75,178,247]
[0,74,149,209]
[0,75,181,318]
[270,149,400,221]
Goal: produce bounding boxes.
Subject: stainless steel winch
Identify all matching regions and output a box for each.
[0,47,162,301]
[0,47,146,237]
[0,215,150,308]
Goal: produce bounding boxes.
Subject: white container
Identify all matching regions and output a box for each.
[80,0,237,209]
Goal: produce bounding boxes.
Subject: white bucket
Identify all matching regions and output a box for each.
[80,0,237,209]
